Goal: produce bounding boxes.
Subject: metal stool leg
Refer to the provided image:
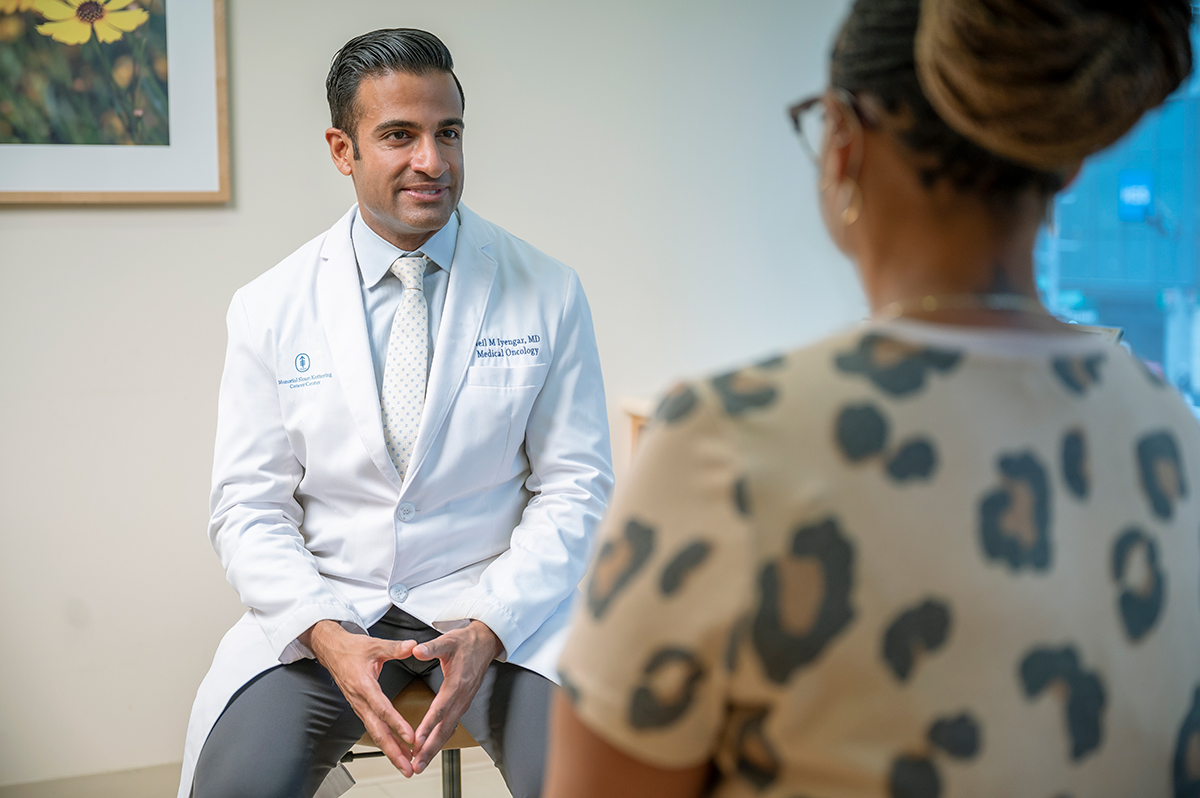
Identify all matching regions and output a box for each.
[441,748,462,798]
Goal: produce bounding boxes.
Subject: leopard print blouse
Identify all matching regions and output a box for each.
[559,320,1200,798]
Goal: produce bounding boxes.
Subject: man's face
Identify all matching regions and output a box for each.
[329,70,464,250]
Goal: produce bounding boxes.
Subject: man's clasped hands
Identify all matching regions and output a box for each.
[299,618,505,776]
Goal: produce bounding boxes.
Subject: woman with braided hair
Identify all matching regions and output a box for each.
[548,1,1200,796]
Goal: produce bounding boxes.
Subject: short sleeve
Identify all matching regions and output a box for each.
[557,381,755,768]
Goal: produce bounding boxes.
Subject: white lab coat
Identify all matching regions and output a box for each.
[178,204,613,797]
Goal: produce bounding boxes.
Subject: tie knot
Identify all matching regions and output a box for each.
[390,255,426,291]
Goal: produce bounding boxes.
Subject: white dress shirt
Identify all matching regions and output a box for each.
[351,207,460,395]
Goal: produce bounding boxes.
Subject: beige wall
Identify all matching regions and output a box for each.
[0,0,860,786]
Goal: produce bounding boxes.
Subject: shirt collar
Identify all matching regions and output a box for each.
[352,206,459,289]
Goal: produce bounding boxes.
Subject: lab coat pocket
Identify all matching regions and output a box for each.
[465,363,550,389]
[441,363,550,489]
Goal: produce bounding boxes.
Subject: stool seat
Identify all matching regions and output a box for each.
[356,679,479,751]
[344,680,478,798]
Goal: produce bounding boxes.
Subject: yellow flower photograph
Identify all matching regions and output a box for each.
[35,0,148,45]
[0,0,168,145]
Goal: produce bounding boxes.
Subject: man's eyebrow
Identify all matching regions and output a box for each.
[373,119,418,134]
[371,118,464,134]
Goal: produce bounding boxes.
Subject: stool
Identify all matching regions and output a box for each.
[340,679,480,798]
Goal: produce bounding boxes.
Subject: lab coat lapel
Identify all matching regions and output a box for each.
[317,206,401,489]
[404,205,497,490]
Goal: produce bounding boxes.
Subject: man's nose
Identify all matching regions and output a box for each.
[411,134,447,178]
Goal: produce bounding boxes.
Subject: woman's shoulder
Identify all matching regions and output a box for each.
[649,319,1200,460]
[652,322,970,428]
[649,325,876,424]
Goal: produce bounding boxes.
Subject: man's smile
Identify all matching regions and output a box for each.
[401,185,450,201]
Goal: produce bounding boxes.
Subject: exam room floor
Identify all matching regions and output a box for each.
[343,747,512,797]
[0,748,512,798]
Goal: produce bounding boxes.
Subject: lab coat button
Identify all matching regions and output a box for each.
[389,583,409,603]
[397,503,415,522]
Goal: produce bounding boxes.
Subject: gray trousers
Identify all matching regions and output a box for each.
[193,606,552,798]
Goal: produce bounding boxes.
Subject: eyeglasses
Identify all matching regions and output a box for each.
[788,87,875,166]
[788,95,826,164]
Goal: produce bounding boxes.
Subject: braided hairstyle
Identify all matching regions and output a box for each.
[831,0,1194,199]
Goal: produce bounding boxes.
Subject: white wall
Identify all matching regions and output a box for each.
[0,0,860,786]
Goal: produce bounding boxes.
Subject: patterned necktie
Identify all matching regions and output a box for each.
[381,255,428,482]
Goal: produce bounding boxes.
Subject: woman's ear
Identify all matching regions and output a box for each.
[819,96,852,189]
[820,93,867,191]
[820,92,867,232]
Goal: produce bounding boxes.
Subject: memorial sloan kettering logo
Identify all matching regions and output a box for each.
[279,353,332,390]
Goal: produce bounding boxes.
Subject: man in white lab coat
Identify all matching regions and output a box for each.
[179,28,613,798]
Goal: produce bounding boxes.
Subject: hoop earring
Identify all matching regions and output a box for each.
[837,178,862,225]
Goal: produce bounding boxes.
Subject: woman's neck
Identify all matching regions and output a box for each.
[852,173,1067,330]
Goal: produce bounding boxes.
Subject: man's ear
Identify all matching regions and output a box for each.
[326,127,355,176]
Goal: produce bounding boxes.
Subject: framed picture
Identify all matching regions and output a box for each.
[0,0,229,204]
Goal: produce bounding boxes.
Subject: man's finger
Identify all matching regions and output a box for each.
[353,692,414,755]
[414,700,446,749]
[353,677,415,746]
[373,696,416,747]
[413,719,455,774]
[412,635,452,661]
[373,724,415,766]
[368,638,417,665]
[390,639,420,660]
[361,712,414,777]
[415,686,467,753]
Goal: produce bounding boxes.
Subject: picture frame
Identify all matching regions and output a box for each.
[0,0,229,204]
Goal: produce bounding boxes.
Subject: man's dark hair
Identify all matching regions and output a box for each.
[326,28,464,154]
